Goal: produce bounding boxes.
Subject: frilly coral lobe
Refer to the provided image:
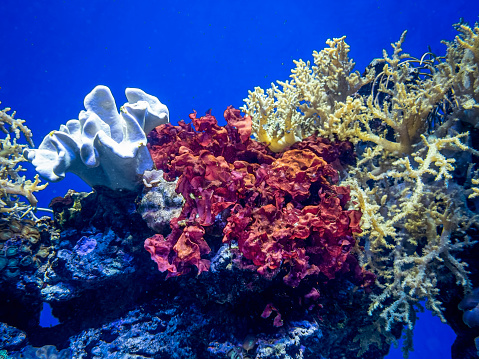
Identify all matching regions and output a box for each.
[144,219,210,277]
[146,106,373,287]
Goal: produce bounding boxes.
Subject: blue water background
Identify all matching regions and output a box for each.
[1,1,478,357]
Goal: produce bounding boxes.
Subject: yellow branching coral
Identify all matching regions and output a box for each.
[242,36,374,152]
[0,105,34,147]
[470,178,479,199]
[442,22,479,129]
[0,102,47,217]
[346,29,478,351]
[358,32,453,155]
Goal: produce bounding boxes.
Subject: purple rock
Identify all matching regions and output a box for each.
[74,236,97,255]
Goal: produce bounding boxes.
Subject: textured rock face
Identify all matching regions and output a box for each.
[138,169,184,234]
[0,187,390,359]
[24,85,169,191]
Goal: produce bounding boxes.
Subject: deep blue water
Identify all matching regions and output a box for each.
[1,1,478,357]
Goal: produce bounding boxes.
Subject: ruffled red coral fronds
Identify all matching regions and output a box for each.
[222,146,366,287]
[145,107,373,288]
[144,218,211,278]
[145,107,272,276]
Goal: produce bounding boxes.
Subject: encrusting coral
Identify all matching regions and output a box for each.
[24,85,169,191]
[138,169,184,233]
[1,100,47,217]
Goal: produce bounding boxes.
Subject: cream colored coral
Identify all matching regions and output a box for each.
[356,32,453,155]
[442,23,479,128]
[0,104,47,216]
[350,125,474,336]
[456,23,479,62]
[366,193,472,331]
[0,174,47,211]
[470,178,479,199]
[242,36,374,152]
[0,105,33,147]
[351,31,476,349]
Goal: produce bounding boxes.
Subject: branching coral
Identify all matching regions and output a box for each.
[242,36,374,152]
[1,103,47,217]
[442,22,479,128]
[349,24,479,338]
[359,31,454,155]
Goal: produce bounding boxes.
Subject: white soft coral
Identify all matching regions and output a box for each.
[24,85,169,190]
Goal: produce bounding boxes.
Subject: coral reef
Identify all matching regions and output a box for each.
[24,85,169,191]
[1,185,387,359]
[39,187,152,302]
[3,17,479,359]
[242,19,479,357]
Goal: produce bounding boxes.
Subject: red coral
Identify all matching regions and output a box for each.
[224,106,252,143]
[261,303,283,327]
[146,107,273,276]
[144,218,210,277]
[146,107,373,289]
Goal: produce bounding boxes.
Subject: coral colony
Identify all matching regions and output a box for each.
[145,108,374,289]
[1,106,46,215]
[24,85,169,190]
[2,20,479,359]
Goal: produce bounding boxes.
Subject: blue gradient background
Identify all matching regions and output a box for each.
[1,1,478,357]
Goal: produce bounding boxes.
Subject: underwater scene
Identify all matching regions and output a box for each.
[2,1,479,358]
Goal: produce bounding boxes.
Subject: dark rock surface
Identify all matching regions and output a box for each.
[0,188,399,358]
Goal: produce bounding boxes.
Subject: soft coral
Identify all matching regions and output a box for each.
[223,147,364,287]
[145,107,373,288]
[144,218,210,277]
